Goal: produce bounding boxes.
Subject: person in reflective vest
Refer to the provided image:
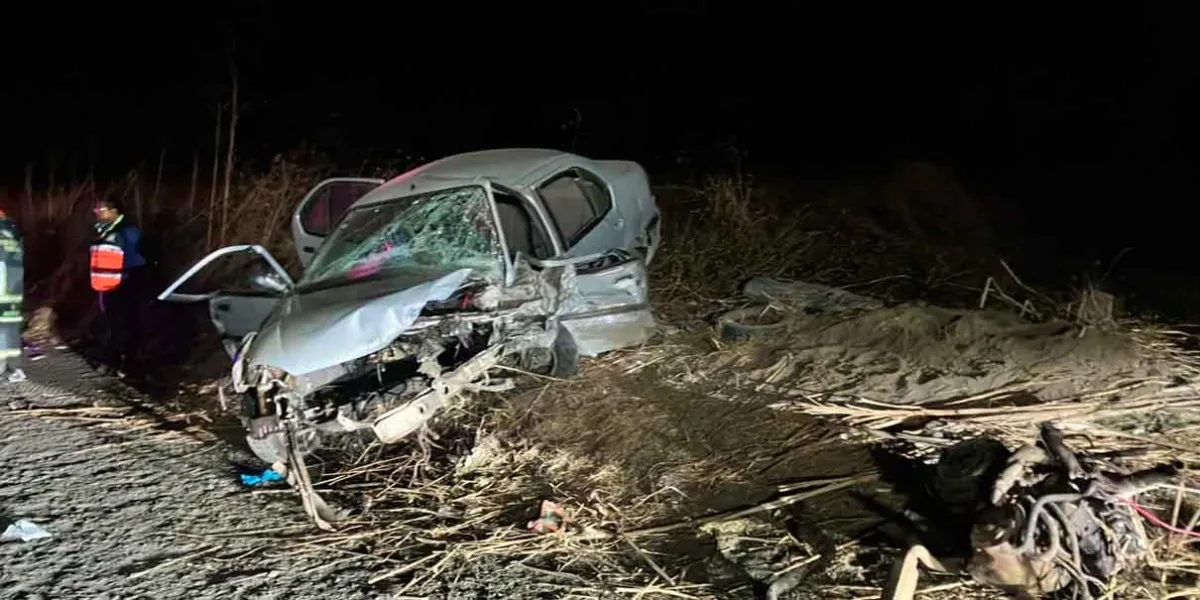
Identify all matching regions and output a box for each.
[91,199,147,376]
[0,209,22,376]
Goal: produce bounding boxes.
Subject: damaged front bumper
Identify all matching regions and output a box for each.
[883,422,1182,600]
[266,344,515,530]
[371,344,513,444]
[234,307,552,460]
[229,308,559,531]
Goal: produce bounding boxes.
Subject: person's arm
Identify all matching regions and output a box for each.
[124,226,141,252]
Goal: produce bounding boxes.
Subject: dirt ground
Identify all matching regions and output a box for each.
[0,345,898,600]
[3,283,1197,599]
[704,296,1177,407]
[0,349,386,600]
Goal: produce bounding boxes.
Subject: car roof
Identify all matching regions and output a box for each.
[356,148,576,207]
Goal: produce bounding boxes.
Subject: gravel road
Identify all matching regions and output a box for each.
[0,349,385,600]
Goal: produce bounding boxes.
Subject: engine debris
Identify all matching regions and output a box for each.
[882,421,1183,600]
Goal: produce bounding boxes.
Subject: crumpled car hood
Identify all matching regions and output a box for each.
[245,268,472,376]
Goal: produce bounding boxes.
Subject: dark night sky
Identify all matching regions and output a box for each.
[3,4,1198,274]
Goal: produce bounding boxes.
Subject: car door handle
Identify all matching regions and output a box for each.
[302,246,316,253]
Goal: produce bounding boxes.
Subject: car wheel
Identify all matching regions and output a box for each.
[716,305,791,342]
[519,324,579,378]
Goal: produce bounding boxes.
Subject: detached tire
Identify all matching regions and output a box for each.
[929,437,1010,513]
[519,324,579,378]
[717,305,791,342]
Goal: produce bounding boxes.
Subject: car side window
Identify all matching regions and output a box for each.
[536,168,613,247]
[301,187,332,235]
[301,181,378,237]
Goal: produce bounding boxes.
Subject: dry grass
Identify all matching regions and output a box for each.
[248,406,876,599]
[5,147,378,371]
[264,323,1200,598]
[9,151,1200,597]
[649,163,1009,329]
[759,326,1200,599]
[10,147,338,300]
[297,435,704,597]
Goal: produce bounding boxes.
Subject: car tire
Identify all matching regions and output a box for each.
[519,324,579,378]
[549,325,580,378]
[716,305,791,342]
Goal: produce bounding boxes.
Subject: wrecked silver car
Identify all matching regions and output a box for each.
[159,149,661,527]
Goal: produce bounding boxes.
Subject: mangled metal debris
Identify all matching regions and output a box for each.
[158,149,663,527]
[882,422,1182,600]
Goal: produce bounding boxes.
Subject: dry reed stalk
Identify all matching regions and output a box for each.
[279,426,728,597]
[188,149,199,213]
[218,66,239,248]
[151,147,166,212]
[206,102,224,250]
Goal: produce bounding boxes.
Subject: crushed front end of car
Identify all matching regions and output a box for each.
[204,181,657,529]
[228,268,573,528]
[224,261,580,529]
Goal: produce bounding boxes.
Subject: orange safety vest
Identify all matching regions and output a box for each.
[90,218,127,292]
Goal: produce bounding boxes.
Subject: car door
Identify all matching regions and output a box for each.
[291,177,383,269]
[532,166,625,259]
[527,167,654,356]
[562,249,654,356]
[158,245,295,355]
[520,248,655,358]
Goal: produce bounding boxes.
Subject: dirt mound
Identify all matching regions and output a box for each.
[705,281,1173,405]
[748,304,1161,403]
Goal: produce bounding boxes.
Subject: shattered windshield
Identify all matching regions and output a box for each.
[298,185,503,290]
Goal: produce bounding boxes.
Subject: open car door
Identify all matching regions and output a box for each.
[158,245,295,356]
[292,177,384,269]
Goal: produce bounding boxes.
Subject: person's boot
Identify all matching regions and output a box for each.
[116,353,143,383]
[93,351,119,377]
[113,353,129,380]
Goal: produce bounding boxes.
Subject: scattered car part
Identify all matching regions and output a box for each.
[717,305,790,342]
[882,421,1182,600]
[527,500,569,534]
[717,277,885,342]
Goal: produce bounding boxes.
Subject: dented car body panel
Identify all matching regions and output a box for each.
[159,149,661,482]
[529,250,654,358]
[245,267,474,376]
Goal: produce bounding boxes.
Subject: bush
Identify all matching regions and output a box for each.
[650,162,1000,323]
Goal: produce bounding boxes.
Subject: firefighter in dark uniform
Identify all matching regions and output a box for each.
[0,209,21,376]
[90,199,147,377]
